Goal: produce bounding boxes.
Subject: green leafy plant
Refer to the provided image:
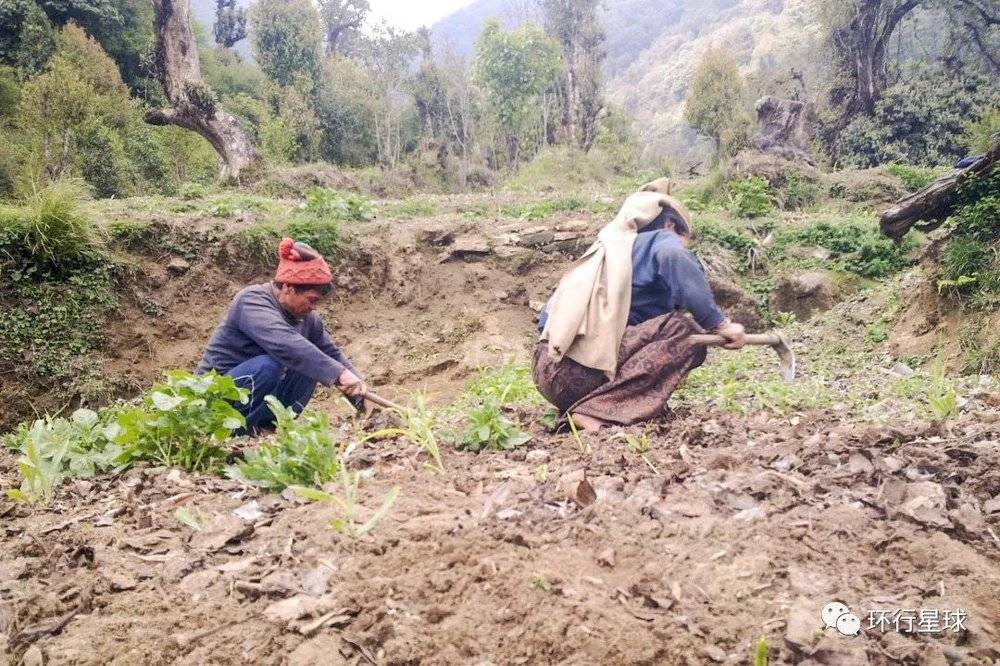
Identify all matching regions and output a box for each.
[363,393,445,472]
[927,366,959,422]
[6,408,123,503]
[774,311,796,328]
[463,363,543,406]
[174,506,204,531]
[111,371,248,472]
[771,221,914,278]
[385,198,436,218]
[229,396,341,491]
[302,186,374,223]
[179,182,209,200]
[290,443,399,538]
[726,176,774,218]
[755,636,769,666]
[454,399,531,452]
[885,163,941,192]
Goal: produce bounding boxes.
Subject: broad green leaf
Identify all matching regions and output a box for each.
[150,392,183,411]
[290,485,337,503]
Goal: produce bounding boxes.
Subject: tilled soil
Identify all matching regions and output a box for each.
[2,209,1000,664]
[1,407,998,665]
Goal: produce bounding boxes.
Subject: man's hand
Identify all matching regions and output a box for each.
[336,368,367,398]
[714,319,746,349]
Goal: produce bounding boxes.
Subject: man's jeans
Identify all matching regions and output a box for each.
[226,355,316,434]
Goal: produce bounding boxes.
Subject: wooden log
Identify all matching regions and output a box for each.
[879,135,1000,241]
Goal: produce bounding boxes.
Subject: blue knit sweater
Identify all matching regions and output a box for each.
[538,230,725,333]
[197,283,356,386]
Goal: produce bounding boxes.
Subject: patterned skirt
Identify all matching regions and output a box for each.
[532,313,707,426]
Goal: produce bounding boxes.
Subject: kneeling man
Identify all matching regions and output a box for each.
[197,237,366,432]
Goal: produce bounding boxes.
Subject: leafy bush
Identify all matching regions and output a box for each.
[5,408,123,503]
[952,166,1000,242]
[726,177,774,218]
[943,237,990,282]
[0,180,100,273]
[963,106,999,154]
[772,221,913,278]
[386,198,436,219]
[832,68,999,167]
[463,364,543,405]
[229,396,340,491]
[454,399,530,452]
[180,182,209,200]
[777,173,819,211]
[885,164,940,192]
[111,371,248,472]
[303,186,374,223]
[234,222,284,265]
[285,217,344,259]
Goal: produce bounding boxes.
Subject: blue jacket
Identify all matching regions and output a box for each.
[197,283,356,386]
[538,230,724,333]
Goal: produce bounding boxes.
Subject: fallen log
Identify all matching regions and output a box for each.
[879,134,999,241]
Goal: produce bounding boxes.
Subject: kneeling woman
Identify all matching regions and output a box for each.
[533,179,746,431]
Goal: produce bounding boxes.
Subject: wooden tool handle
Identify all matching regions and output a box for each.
[361,390,404,411]
[689,333,782,347]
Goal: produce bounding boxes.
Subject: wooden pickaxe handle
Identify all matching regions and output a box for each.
[688,331,796,381]
[688,333,783,346]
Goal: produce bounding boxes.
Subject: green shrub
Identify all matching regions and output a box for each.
[506,145,615,191]
[111,371,248,472]
[952,166,1000,242]
[229,396,340,491]
[463,364,542,405]
[386,198,436,219]
[943,237,990,282]
[772,221,913,278]
[885,164,940,192]
[454,399,530,452]
[285,217,344,259]
[180,182,209,200]
[0,180,102,276]
[234,222,284,265]
[832,68,999,167]
[963,107,999,154]
[778,173,819,211]
[303,186,374,223]
[726,177,774,218]
[6,407,124,503]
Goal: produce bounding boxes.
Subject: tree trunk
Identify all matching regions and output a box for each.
[832,0,921,126]
[146,0,262,182]
[880,134,999,240]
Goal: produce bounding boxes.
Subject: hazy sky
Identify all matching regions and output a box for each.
[367,0,477,31]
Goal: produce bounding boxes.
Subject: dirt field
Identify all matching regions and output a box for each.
[2,203,999,665]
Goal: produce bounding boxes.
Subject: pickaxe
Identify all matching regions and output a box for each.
[689,331,796,381]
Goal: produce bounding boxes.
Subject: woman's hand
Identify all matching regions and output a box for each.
[714,319,747,349]
[336,368,367,397]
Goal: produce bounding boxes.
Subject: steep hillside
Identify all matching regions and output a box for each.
[430,0,824,163]
[609,0,824,164]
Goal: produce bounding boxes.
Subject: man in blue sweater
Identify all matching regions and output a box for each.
[534,206,745,430]
[197,238,366,433]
